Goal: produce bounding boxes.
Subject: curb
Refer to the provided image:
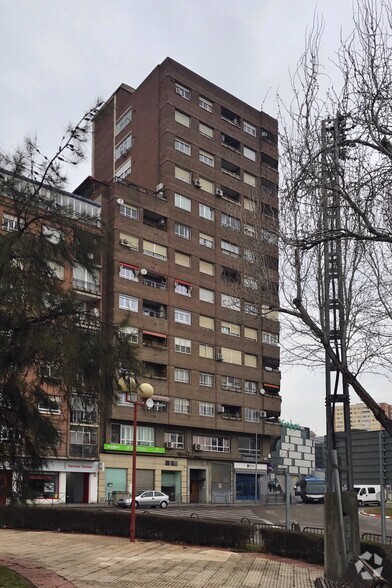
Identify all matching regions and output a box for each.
[360,511,392,519]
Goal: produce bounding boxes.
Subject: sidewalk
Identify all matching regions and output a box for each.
[0,529,322,587]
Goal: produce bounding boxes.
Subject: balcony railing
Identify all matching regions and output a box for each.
[143,278,167,290]
[73,279,100,295]
[70,410,98,425]
[69,444,98,459]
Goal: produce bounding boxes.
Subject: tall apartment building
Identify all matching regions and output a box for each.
[334,402,392,432]
[77,58,281,503]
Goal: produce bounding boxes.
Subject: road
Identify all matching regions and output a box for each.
[112,502,392,539]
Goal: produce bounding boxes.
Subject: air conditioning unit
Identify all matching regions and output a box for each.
[216,353,223,361]
[116,198,124,205]
[259,411,267,418]
[193,443,202,451]
[216,189,223,197]
[261,131,268,137]
[194,179,202,188]
[119,238,129,246]
[217,406,225,413]
[156,183,164,192]
[164,441,172,449]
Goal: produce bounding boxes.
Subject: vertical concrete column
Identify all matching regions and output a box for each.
[324,491,360,579]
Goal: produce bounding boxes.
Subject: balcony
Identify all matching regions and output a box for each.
[142,331,167,349]
[220,405,242,420]
[70,410,98,425]
[221,106,240,127]
[142,361,167,380]
[221,159,241,180]
[143,271,167,290]
[220,186,240,204]
[221,133,241,153]
[143,301,167,319]
[143,209,167,231]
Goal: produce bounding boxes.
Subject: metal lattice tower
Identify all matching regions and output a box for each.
[321,115,354,492]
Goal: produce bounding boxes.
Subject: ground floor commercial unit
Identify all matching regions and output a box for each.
[98,451,269,504]
[0,459,100,505]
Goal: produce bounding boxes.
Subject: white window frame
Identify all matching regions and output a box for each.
[199,203,214,221]
[199,232,214,248]
[221,213,240,231]
[199,402,215,417]
[221,240,239,256]
[164,432,185,448]
[222,376,241,391]
[143,240,167,260]
[116,109,132,135]
[115,134,133,160]
[199,372,214,387]
[175,281,192,296]
[38,395,61,415]
[245,380,257,395]
[174,398,190,414]
[175,83,190,100]
[262,332,279,345]
[119,264,139,281]
[245,408,260,422]
[175,337,191,354]
[175,193,191,212]
[175,138,191,156]
[119,294,138,312]
[199,150,214,167]
[243,121,257,136]
[119,203,138,220]
[175,223,190,239]
[199,122,214,139]
[174,369,190,384]
[244,302,258,315]
[221,294,241,311]
[199,96,213,112]
[174,309,191,325]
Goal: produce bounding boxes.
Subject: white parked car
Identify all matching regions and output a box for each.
[117,490,169,509]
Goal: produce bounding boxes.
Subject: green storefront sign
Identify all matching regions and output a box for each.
[103,443,165,454]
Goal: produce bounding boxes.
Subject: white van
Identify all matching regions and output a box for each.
[354,485,383,506]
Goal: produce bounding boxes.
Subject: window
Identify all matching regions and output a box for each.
[243,146,256,161]
[244,302,258,315]
[199,287,214,303]
[175,110,190,127]
[199,150,214,167]
[175,193,191,211]
[199,232,214,248]
[244,353,257,368]
[245,380,257,394]
[120,203,138,220]
[262,332,279,345]
[199,204,214,221]
[175,83,190,100]
[244,327,258,341]
[221,213,240,231]
[175,138,191,156]
[244,249,256,262]
[199,402,215,417]
[111,423,154,446]
[244,197,255,212]
[221,239,239,256]
[199,260,214,276]
[175,337,191,354]
[221,294,240,311]
[175,280,192,296]
[199,122,214,139]
[199,96,213,112]
[121,326,139,344]
[164,432,184,448]
[175,223,190,239]
[200,372,214,387]
[243,121,257,136]
[221,321,240,337]
[175,166,191,184]
[119,232,139,250]
[244,223,255,236]
[199,344,214,359]
[175,252,191,267]
[119,294,138,312]
[243,172,256,187]
[143,240,167,260]
[38,395,61,415]
[115,134,132,160]
[245,408,260,422]
[116,159,132,179]
[174,398,190,413]
[116,109,132,135]
[221,347,242,365]
[174,369,190,383]
[222,376,241,391]
[244,276,257,289]
[175,309,191,325]
[193,435,230,452]
[48,261,64,280]
[199,177,214,194]
[199,315,214,330]
[119,264,139,281]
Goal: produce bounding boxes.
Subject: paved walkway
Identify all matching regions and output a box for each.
[0,529,322,587]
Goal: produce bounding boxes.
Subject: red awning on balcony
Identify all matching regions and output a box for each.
[143,331,167,338]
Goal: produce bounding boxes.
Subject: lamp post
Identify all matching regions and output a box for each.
[118,376,154,542]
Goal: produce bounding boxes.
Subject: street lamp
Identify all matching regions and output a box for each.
[118,376,154,542]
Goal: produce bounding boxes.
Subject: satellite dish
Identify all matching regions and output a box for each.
[145,398,154,409]
[140,268,147,275]
[116,198,124,205]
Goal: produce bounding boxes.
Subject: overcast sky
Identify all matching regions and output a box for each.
[1,0,388,435]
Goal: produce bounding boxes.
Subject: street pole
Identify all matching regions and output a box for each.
[130,399,138,543]
[285,469,290,530]
[255,425,258,504]
[379,431,386,544]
